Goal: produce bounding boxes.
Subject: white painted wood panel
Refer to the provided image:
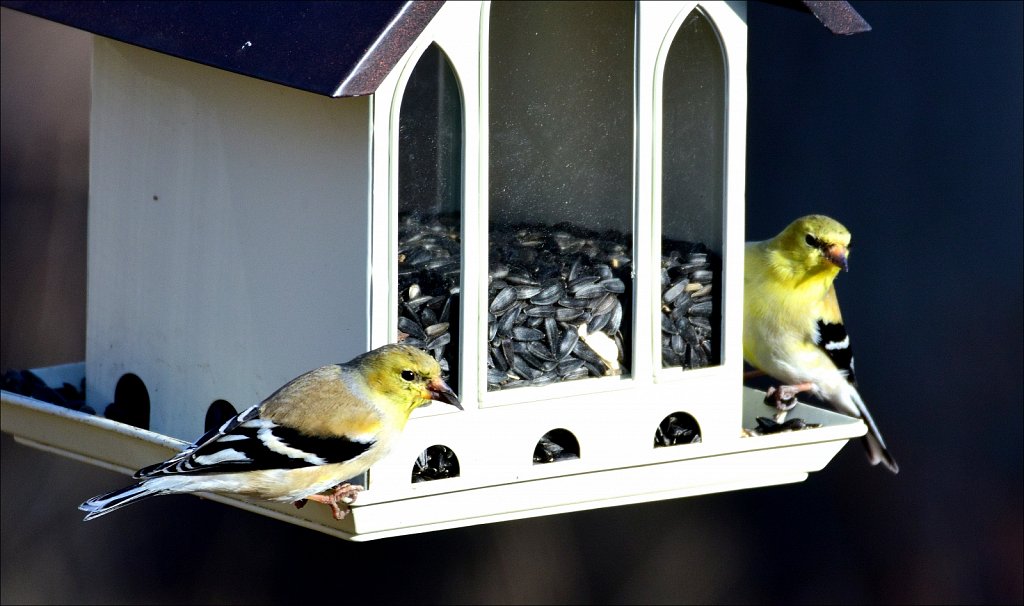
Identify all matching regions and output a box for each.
[87,40,372,439]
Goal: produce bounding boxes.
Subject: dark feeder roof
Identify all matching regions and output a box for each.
[1,1,869,98]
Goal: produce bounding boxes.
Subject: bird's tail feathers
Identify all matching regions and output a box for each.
[79,482,161,521]
[848,387,899,474]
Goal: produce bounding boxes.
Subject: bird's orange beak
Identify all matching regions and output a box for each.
[824,244,849,272]
[427,377,462,410]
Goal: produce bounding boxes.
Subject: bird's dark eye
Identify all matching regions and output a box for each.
[401,369,416,382]
[805,234,820,248]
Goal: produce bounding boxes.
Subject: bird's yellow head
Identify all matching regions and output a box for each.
[771,214,851,276]
[354,344,462,417]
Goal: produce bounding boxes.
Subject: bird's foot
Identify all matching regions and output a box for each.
[764,383,813,411]
[328,482,364,505]
[302,483,365,520]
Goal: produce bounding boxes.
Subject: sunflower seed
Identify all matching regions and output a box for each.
[531,281,565,305]
[691,269,713,283]
[527,341,558,362]
[544,317,559,348]
[588,312,610,333]
[489,286,517,314]
[556,358,586,376]
[501,337,515,368]
[571,283,607,299]
[600,278,625,293]
[515,285,542,299]
[591,293,617,316]
[398,316,426,340]
[496,302,521,336]
[663,279,689,303]
[572,339,605,367]
[606,301,623,333]
[425,322,449,337]
[688,317,712,331]
[524,305,558,318]
[425,333,450,350]
[512,356,539,380]
[506,272,539,287]
[487,368,508,385]
[490,345,508,372]
[407,294,434,309]
[568,275,601,290]
[689,300,713,317]
[557,296,592,309]
[555,307,585,322]
[489,263,509,280]
[558,325,580,359]
[513,326,545,341]
[561,367,589,381]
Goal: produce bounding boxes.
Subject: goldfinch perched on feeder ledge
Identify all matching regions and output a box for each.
[79,344,462,521]
[743,215,899,473]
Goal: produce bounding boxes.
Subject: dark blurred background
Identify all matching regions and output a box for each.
[2,2,1021,603]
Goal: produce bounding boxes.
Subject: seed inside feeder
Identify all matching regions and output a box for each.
[487,224,632,391]
[397,214,461,382]
[660,239,721,369]
[533,429,581,464]
[411,444,461,482]
[654,412,702,447]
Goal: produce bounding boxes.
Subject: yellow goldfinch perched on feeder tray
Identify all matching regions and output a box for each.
[743,215,899,473]
[79,344,462,521]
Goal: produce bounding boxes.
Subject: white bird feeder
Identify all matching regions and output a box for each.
[1,0,872,540]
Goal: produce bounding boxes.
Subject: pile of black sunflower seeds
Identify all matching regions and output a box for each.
[397,216,721,393]
[659,239,720,369]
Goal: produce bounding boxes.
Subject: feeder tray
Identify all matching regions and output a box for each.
[1,362,866,541]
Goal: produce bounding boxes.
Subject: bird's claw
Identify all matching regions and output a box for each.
[764,384,812,411]
[300,483,365,520]
[764,387,798,410]
[332,482,364,505]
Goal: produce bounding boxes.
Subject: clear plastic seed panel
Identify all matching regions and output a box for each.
[660,9,725,371]
[396,44,464,388]
[487,1,636,392]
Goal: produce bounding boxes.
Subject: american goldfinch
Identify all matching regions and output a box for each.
[743,215,899,473]
[79,344,462,521]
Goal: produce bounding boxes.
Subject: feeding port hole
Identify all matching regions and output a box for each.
[411,444,460,483]
[104,373,150,430]
[533,428,580,464]
[654,412,701,447]
[205,399,238,432]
